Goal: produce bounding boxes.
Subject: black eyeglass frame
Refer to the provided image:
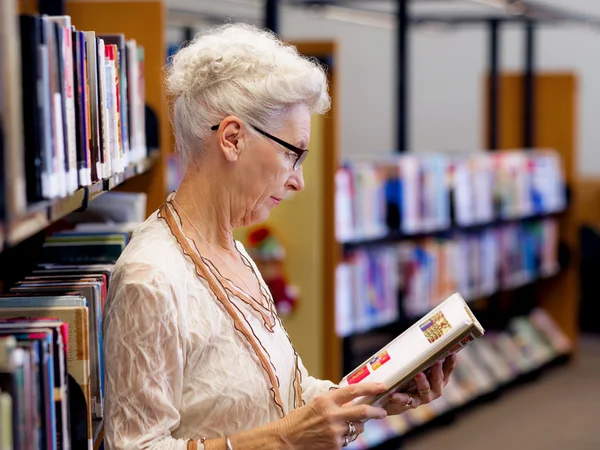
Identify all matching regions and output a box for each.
[210,123,308,170]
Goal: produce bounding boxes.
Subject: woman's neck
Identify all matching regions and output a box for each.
[174,167,238,253]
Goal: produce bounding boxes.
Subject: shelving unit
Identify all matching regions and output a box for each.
[2,152,160,249]
[341,211,564,252]
[0,0,169,448]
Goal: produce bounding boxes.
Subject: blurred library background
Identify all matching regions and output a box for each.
[1,0,600,449]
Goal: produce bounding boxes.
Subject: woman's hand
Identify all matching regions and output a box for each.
[276,382,388,449]
[385,354,457,415]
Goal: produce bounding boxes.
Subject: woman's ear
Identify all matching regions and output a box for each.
[218,116,246,162]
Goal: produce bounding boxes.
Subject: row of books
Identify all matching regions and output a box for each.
[348,308,571,449]
[336,218,559,337]
[335,150,566,243]
[0,221,137,449]
[1,3,147,221]
[0,192,145,449]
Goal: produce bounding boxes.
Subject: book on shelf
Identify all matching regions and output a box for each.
[0,185,150,448]
[336,246,400,337]
[338,217,560,335]
[338,293,485,409]
[1,3,148,219]
[335,150,566,243]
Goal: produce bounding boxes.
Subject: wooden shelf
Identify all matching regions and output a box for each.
[93,419,104,450]
[2,151,159,250]
[341,210,565,252]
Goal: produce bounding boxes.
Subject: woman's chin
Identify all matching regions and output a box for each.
[244,209,271,227]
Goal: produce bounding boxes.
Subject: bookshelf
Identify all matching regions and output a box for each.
[0,0,169,448]
[3,151,159,248]
[341,211,564,252]
[328,75,577,448]
[65,0,169,216]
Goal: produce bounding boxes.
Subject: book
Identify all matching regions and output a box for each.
[45,16,78,194]
[338,293,484,408]
[346,312,570,449]
[7,283,104,419]
[336,150,566,242]
[19,14,45,203]
[83,31,102,181]
[0,308,92,444]
[0,319,72,450]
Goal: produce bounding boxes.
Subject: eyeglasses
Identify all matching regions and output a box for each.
[210,123,308,170]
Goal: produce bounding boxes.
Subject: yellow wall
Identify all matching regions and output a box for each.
[236,114,326,378]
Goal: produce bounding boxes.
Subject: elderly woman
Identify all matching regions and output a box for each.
[103,23,456,450]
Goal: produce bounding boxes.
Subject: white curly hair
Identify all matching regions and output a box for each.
[165,23,331,164]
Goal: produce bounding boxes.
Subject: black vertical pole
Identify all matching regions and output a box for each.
[182,27,195,47]
[397,0,409,152]
[184,27,194,43]
[523,20,536,149]
[265,0,279,34]
[39,0,65,15]
[488,19,501,151]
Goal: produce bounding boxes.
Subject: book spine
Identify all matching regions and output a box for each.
[137,46,146,154]
[96,38,110,179]
[39,38,54,199]
[106,45,120,175]
[80,31,93,185]
[57,24,78,193]
[84,33,101,182]
[72,29,88,188]
[46,20,67,198]
[118,44,130,167]
[19,15,44,203]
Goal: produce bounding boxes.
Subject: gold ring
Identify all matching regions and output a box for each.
[418,388,431,396]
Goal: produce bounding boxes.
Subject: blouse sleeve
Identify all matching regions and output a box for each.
[298,355,338,405]
[103,264,198,450]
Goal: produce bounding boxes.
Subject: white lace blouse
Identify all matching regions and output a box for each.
[103,198,335,449]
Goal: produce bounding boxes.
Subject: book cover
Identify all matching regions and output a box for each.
[0,321,70,450]
[8,284,104,419]
[0,309,92,442]
[339,293,484,409]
